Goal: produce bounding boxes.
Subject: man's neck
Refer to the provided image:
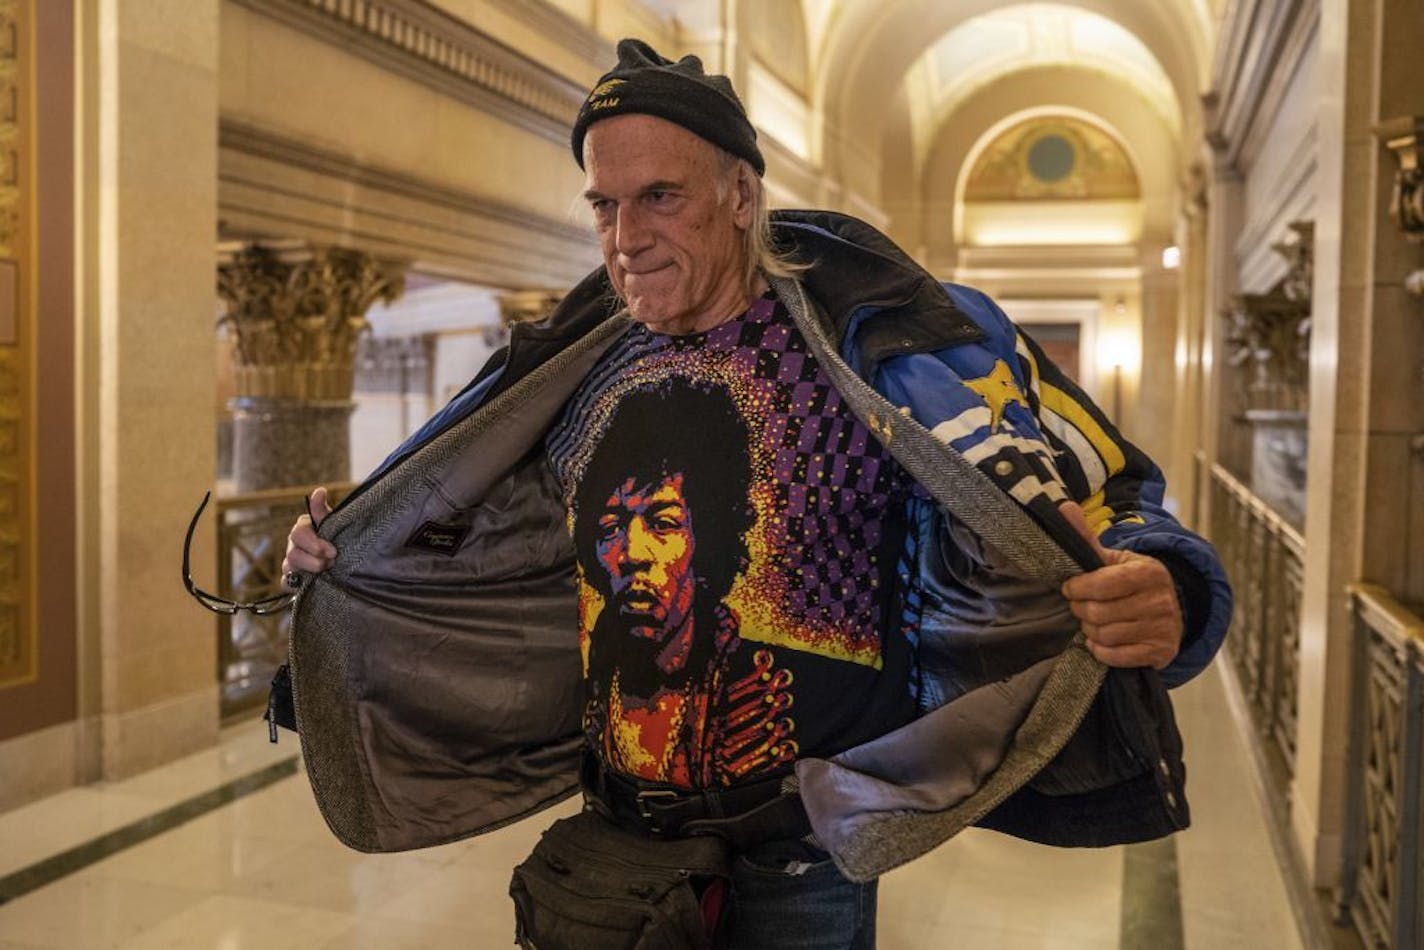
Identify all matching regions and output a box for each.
[643,274,770,337]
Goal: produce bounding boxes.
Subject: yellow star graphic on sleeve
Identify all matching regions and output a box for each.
[963,359,1029,431]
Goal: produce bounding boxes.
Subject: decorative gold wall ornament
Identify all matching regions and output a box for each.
[1224,221,1314,412]
[1378,115,1424,299]
[0,0,29,690]
[1273,220,1313,306]
[965,116,1140,203]
[217,243,406,402]
[497,289,565,329]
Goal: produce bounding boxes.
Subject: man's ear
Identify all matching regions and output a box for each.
[732,163,756,230]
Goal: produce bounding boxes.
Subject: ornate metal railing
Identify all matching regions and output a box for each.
[1339,584,1424,950]
[1208,463,1304,784]
[216,483,353,718]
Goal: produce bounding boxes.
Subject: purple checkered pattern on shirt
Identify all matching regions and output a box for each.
[703,302,900,636]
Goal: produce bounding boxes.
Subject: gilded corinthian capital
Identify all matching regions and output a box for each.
[217,243,406,401]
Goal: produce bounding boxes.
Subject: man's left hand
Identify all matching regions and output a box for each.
[1058,501,1183,670]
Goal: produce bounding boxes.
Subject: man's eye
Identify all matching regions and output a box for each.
[649,514,684,532]
[646,190,675,207]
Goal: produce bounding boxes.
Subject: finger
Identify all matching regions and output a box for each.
[1079,618,1168,649]
[1084,638,1173,670]
[308,486,332,526]
[282,545,333,577]
[1063,555,1168,602]
[286,517,335,558]
[1067,590,1137,625]
[1067,586,1176,626]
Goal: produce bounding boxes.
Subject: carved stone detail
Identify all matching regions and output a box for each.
[217,243,405,491]
[229,0,587,144]
[497,289,565,328]
[1379,116,1424,298]
[217,243,406,401]
[1273,220,1313,306]
[1225,221,1313,411]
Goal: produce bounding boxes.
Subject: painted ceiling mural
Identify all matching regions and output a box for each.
[964,115,1140,202]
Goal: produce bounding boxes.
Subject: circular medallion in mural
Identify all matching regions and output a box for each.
[1027,134,1076,183]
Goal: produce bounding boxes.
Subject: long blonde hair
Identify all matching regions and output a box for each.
[714,151,809,293]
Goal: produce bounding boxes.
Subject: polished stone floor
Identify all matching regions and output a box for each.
[0,663,1301,949]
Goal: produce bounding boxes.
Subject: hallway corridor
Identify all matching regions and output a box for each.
[0,662,1302,949]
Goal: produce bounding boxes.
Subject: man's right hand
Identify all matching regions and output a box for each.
[282,486,337,586]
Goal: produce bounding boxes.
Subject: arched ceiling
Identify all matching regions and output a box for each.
[810,0,1210,192]
[881,64,1182,262]
[900,4,1180,169]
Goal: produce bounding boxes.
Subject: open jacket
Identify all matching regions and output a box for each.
[284,211,1232,882]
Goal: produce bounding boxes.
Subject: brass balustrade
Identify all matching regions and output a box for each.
[215,483,354,718]
[1339,584,1424,950]
[1208,464,1304,784]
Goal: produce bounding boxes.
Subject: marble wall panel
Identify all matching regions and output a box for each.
[1361,285,1424,435]
[100,686,219,782]
[222,4,585,229]
[73,0,222,780]
[0,722,77,814]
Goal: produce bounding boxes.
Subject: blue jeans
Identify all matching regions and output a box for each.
[720,839,878,949]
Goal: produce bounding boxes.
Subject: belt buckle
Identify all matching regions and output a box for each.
[635,789,681,833]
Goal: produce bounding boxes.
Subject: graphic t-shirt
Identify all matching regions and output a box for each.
[547,292,915,790]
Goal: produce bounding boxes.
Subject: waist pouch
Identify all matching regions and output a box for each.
[510,808,733,950]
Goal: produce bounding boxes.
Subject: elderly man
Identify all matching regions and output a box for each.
[281,39,1229,950]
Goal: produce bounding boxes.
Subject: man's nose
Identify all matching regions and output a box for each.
[614,205,653,258]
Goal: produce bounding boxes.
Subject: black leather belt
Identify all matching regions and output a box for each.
[581,756,812,851]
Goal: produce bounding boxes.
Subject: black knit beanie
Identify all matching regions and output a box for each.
[571,38,764,176]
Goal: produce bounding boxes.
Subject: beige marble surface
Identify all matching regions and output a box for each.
[0,661,1304,949]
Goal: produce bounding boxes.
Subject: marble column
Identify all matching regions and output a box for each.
[1290,0,1409,886]
[1201,146,1247,492]
[72,0,222,781]
[1168,163,1210,526]
[217,244,405,492]
[1139,256,1180,498]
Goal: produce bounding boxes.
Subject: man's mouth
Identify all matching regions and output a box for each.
[621,261,672,278]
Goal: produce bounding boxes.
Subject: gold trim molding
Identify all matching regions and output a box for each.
[229,0,588,145]
[0,0,31,690]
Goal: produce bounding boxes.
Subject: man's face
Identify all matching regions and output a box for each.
[594,473,697,641]
[582,115,754,335]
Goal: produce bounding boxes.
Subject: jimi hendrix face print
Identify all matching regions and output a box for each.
[547,292,916,790]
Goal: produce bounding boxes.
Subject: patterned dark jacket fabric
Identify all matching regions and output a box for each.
[282,210,1231,882]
